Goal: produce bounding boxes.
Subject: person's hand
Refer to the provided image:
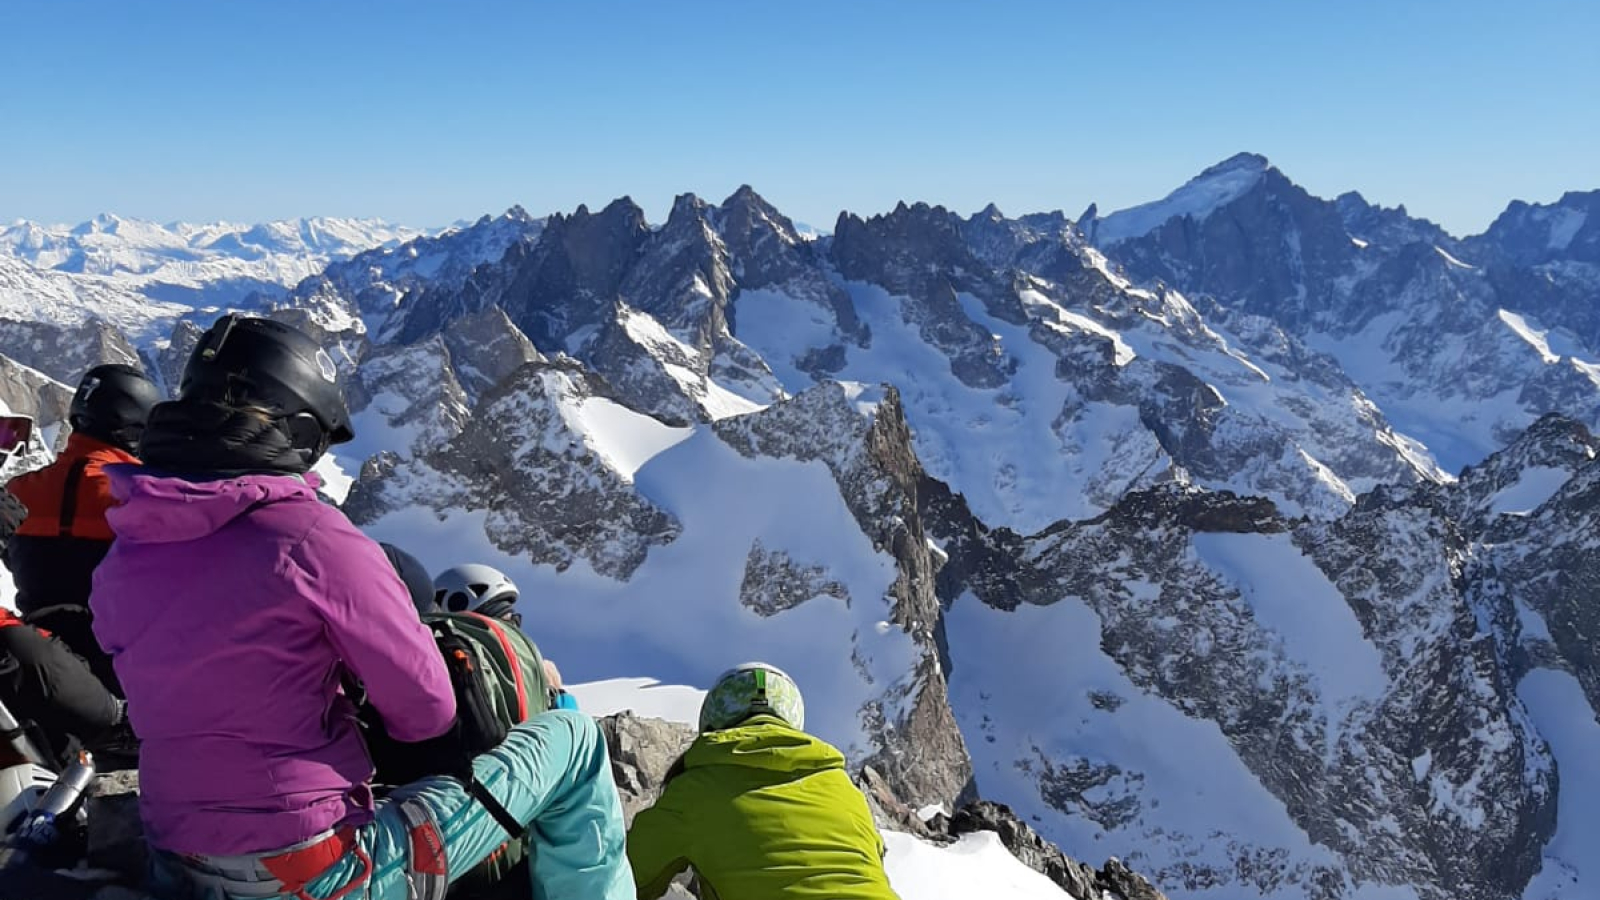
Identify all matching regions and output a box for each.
[542,658,563,690]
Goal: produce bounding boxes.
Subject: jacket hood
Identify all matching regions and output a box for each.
[684,717,846,776]
[105,466,323,544]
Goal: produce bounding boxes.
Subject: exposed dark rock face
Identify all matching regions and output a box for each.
[713,382,974,810]
[0,318,140,386]
[1480,447,1600,717]
[439,306,544,403]
[1335,191,1457,252]
[0,353,73,443]
[497,197,653,350]
[148,318,204,394]
[1467,190,1600,269]
[949,801,1168,900]
[1295,487,1554,898]
[346,336,473,459]
[345,360,681,579]
[1090,155,1600,472]
[1445,413,1600,535]
[1090,154,1359,332]
[831,202,1021,388]
[716,184,865,349]
[739,540,850,618]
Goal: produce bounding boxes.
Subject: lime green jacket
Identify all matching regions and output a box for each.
[627,717,901,900]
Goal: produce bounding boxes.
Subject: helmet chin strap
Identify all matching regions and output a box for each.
[283,412,330,471]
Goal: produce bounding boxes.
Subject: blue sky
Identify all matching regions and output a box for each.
[2,0,1595,236]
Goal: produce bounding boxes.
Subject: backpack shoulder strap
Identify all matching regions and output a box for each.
[56,457,92,538]
[462,612,551,720]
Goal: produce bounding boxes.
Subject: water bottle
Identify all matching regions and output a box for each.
[9,751,95,850]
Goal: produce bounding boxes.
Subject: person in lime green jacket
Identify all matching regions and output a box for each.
[627,662,901,900]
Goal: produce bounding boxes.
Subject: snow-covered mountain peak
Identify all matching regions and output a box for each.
[2,214,423,276]
[1088,152,1272,245]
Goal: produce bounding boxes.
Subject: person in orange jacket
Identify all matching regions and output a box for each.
[4,364,161,691]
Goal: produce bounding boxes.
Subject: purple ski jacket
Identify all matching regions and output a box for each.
[90,469,455,855]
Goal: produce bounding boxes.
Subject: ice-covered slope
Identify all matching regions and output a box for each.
[1088,153,1272,246]
[343,372,971,810]
[329,288,1595,898]
[0,214,423,306]
[1088,156,1600,472]
[0,255,187,342]
[927,414,1600,900]
[279,207,543,342]
[0,215,428,358]
[812,201,1435,526]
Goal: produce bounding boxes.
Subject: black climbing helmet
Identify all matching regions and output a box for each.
[381,542,438,617]
[69,364,162,453]
[179,314,355,452]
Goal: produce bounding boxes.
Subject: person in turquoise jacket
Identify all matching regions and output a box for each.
[627,663,901,900]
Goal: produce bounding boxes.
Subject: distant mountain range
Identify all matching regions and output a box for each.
[2,155,1597,900]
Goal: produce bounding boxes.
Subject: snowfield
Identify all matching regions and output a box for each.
[4,162,1600,900]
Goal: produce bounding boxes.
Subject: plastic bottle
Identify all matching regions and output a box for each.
[8,750,94,850]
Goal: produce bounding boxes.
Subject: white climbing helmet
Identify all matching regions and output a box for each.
[433,563,519,619]
[698,662,805,733]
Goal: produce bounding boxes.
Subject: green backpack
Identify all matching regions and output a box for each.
[363,611,552,893]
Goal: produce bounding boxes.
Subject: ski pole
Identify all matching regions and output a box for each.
[0,697,51,769]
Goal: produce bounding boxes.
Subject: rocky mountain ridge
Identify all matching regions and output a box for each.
[3,155,1598,899]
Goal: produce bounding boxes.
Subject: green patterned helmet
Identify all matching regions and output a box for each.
[698,662,805,732]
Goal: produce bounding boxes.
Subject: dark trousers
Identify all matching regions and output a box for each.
[0,621,122,765]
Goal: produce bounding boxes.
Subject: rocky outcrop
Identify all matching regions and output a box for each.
[0,318,141,386]
[346,337,473,459]
[832,202,1022,388]
[601,712,1168,900]
[345,360,681,579]
[739,541,850,617]
[1296,485,1554,898]
[950,801,1167,900]
[1479,444,1600,716]
[148,319,204,394]
[439,306,543,403]
[47,714,1164,900]
[718,186,864,342]
[598,712,699,826]
[0,354,73,444]
[1466,190,1600,269]
[713,382,974,809]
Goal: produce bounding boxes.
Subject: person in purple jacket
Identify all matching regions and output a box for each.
[89,315,632,900]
